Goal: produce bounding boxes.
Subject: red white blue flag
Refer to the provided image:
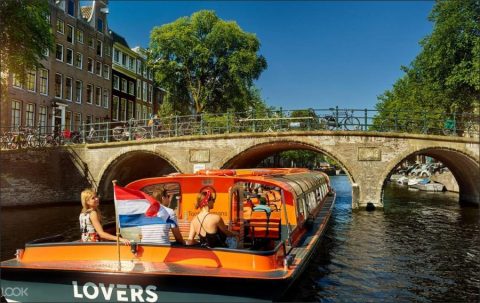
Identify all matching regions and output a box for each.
[113,184,175,228]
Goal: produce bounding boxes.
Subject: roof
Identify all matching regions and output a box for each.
[80,6,92,20]
[109,30,130,48]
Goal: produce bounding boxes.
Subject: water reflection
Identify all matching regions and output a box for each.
[283,176,480,302]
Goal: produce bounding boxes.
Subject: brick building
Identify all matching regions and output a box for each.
[110,32,161,124]
[1,0,113,132]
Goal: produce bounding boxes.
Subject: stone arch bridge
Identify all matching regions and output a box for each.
[70,131,480,209]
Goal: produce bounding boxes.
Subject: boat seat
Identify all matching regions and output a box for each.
[248,210,270,239]
[169,221,192,242]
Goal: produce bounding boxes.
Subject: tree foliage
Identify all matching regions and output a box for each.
[148,10,267,115]
[375,0,480,123]
[0,0,54,92]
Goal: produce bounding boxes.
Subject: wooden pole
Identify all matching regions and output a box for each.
[112,180,121,271]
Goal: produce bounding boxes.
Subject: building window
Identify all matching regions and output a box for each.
[113,48,119,63]
[149,70,153,80]
[103,64,109,79]
[128,57,135,71]
[65,111,72,131]
[55,44,63,61]
[39,106,47,133]
[88,37,94,48]
[66,25,74,43]
[121,79,127,93]
[42,48,49,57]
[12,74,22,88]
[142,82,147,101]
[148,84,153,103]
[113,75,119,90]
[67,0,75,16]
[103,89,109,108]
[120,98,127,121]
[129,81,134,95]
[121,53,127,66]
[66,48,73,65]
[143,104,147,120]
[75,53,82,69]
[143,66,147,78]
[136,59,142,75]
[128,101,133,119]
[136,79,141,99]
[11,100,21,128]
[96,40,102,57]
[86,115,92,125]
[104,44,111,57]
[75,80,82,103]
[95,87,102,106]
[95,61,102,76]
[56,19,64,34]
[54,73,62,98]
[39,69,48,95]
[112,96,119,121]
[87,58,93,73]
[26,70,36,92]
[97,18,103,32]
[65,77,72,101]
[136,104,141,120]
[76,29,84,43]
[86,84,93,104]
[74,113,81,131]
[26,103,35,127]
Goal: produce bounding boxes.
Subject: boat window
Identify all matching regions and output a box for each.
[140,182,181,215]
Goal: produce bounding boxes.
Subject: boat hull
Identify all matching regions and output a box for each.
[1,267,290,302]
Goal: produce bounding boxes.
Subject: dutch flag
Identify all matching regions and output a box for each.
[113,184,176,228]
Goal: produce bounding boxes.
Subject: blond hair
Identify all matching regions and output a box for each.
[80,188,102,220]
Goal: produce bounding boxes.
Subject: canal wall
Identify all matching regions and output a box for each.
[431,171,459,193]
[0,149,90,207]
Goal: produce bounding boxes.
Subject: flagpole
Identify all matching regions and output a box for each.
[112,180,121,271]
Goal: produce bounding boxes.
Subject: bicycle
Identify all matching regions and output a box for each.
[112,118,147,141]
[320,109,361,131]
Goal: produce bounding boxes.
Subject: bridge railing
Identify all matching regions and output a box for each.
[1,108,478,150]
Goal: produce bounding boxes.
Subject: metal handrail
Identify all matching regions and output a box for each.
[0,108,478,150]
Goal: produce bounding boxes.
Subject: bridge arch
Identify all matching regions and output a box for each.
[380,146,480,206]
[97,149,180,200]
[222,140,354,181]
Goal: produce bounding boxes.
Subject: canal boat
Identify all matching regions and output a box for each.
[0,168,335,302]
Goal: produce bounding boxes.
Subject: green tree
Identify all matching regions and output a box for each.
[147,10,267,115]
[375,0,480,128]
[0,0,54,95]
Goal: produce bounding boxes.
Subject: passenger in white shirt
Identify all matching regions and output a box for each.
[140,189,185,245]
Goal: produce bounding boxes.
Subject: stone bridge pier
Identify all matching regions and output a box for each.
[72,131,480,209]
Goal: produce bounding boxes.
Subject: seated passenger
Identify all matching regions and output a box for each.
[253,195,272,215]
[187,189,238,248]
[141,189,184,245]
[79,188,130,244]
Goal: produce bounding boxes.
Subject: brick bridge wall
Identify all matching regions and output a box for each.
[1,131,479,209]
[0,148,90,207]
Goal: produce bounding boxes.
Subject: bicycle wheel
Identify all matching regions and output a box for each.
[112,127,124,141]
[134,127,146,140]
[343,117,361,131]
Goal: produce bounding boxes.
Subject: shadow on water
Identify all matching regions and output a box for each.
[281,176,480,302]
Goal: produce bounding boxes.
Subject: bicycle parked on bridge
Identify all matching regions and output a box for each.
[112,118,147,141]
[319,109,361,131]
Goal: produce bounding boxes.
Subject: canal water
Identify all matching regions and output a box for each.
[1,175,479,302]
